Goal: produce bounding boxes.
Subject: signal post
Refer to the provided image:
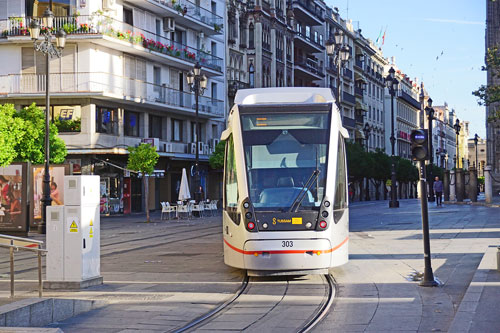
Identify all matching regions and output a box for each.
[410,129,439,287]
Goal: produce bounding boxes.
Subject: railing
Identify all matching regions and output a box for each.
[0,234,46,298]
[292,0,325,21]
[0,72,224,117]
[3,16,223,72]
[150,0,224,29]
[342,91,356,104]
[295,31,324,49]
[295,57,325,77]
[342,116,356,128]
[355,59,363,69]
[343,68,353,80]
[355,86,364,96]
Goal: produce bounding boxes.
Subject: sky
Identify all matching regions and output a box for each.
[325,0,486,138]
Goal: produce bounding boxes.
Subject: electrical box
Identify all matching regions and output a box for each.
[45,175,102,288]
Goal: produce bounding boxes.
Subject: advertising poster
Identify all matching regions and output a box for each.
[30,165,69,229]
[0,163,28,236]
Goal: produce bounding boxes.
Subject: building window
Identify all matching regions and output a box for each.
[248,23,255,49]
[96,106,118,135]
[123,7,133,25]
[153,66,161,92]
[124,110,140,137]
[191,122,198,142]
[172,119,183,142]
[149,115,163,139]
[249,63,255,88]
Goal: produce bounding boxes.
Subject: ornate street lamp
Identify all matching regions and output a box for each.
[474,133,479,169]
[326,31,350,110]
[453,119,461,169]
[363,123,371,201]
[29,8,67,234]
[425,97,435,202]
[385,67,400,208]
[187,62,207,202]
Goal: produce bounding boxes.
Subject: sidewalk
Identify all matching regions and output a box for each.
[444,193,500,208]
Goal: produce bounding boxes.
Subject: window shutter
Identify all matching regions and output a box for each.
[21,47,35,74]
[61,45,75,73]
[136,59,146,81]
[0,0,7,20]
[124,55,135,79]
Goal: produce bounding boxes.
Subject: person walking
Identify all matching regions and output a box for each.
[433,176,443,206]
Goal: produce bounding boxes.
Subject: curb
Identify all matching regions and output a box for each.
[0,298,106,328]
[448,246,498,332]
[443,200,500,208]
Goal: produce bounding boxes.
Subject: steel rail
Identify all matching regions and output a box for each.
[297,274,336,333]
[173,274,250,333]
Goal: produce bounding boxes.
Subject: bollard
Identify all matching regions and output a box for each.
[456,169,464,202]
[444,170,450,201]
[497,246,500,272]
[469,167,478,202]
[450,170,456,201]
[485,165,493,204]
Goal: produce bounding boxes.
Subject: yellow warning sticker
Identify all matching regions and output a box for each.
[69,221,78,233]
[89,227,93,238]
[90,219,93,226]
[292,217,303,225]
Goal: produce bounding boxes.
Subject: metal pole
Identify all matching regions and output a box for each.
[389,91,399,208]
[337,57,342,107]
[40,50,52,234]
[10,242,14,298]
[365,135,370,201]
[456,133,459,169]
[38,246,42,298]
[418,160,438,287]
[195,80,200,202]
[427,113,435,202]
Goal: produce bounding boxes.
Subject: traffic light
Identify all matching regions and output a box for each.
[410,129,429,161]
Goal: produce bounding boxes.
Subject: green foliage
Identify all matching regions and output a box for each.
[209,140,225,169]
[345,142,371,181]
[367,149,391,181]
[395,157,419,183]
[14,104,67,164]
[54,118,81,132]
[0,103,67,165]
[0,104,23,167]
[426,164,444,180]
[478,176,485,185]
[473,47,500,121]
[62,23,78,34]
[126,143,159,175]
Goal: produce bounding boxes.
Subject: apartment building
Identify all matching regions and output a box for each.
[0,0,226,214]
[467,136,487,175]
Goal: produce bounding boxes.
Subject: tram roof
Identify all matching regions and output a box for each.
[234,88,335,105]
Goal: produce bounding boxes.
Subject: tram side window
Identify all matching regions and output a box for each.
[225,135,239,209]
[334,135,348,217]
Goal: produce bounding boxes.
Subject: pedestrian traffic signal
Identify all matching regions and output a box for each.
[410,129,429,161]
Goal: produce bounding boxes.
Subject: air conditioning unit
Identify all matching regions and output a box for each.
[190,143,197,154]
[102,0,116,11]
[163,17,175,32]
[142,138,159,151]
[165,143,173,153]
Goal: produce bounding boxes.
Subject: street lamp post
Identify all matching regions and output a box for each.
[425,98,435,202]
[454,119,461,169]
[363,123,371,201]
[385,67,400,208]
[186,62,207,202]
[28,9,67,234]
[474,133,479,169]
[326,31,350,110]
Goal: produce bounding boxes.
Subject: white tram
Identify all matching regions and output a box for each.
[221,87,349,276]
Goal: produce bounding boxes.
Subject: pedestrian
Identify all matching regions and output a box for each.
[433,176,443,206]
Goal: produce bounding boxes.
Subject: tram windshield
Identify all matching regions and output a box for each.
[241,113,330,211]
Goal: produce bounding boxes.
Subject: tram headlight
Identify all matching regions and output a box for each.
[243,202,250,209]
[263,223,268,229]
[319,220,327,229]
[324,201,330,207]
[245,212,253,219]
[321,211,328,218]
[305,222,312,229]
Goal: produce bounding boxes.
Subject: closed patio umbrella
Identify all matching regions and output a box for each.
[178,168,191,201]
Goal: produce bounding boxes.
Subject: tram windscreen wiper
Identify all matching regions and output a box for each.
[288,169,320,213]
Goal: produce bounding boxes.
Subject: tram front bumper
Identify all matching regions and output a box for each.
[243,238,332,271]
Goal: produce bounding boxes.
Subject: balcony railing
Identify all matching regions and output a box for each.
[0,72,224,117]
[342,91,356,104]
[150,0,223,30]
[3,16,223,72]
[355,86,364,96]
[295,57,325,77]
[295,31,324,50]
[343,68,353,80]
[292,0,325,22]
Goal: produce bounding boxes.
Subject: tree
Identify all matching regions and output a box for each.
[368,149,391,200]
[346,142,371,201]
[0,103,67,166]
[127,143,159,222]
[473,47,500,121]
[0,104,23,167]
[209,140,225,169]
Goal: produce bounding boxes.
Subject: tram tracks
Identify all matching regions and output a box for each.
[174,273,336,332]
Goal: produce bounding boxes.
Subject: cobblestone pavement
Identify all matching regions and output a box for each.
[2,199,500,332]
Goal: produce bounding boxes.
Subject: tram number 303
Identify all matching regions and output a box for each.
[282,241,294,248]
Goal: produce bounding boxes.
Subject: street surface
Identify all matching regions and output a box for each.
[0,199,499,332]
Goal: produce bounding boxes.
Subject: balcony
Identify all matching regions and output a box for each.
[355,59,363,70]
[355,86,364,97]
[294,56,325,80]
[0,72,224,118]
[342,116,356,129]
[342,91,356,105]
[138,0,223,35]
[292,0,325,26]
[399,90,421,109]
[2,16,223,75]
[294,31,324,54]
[343,68,353,81]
